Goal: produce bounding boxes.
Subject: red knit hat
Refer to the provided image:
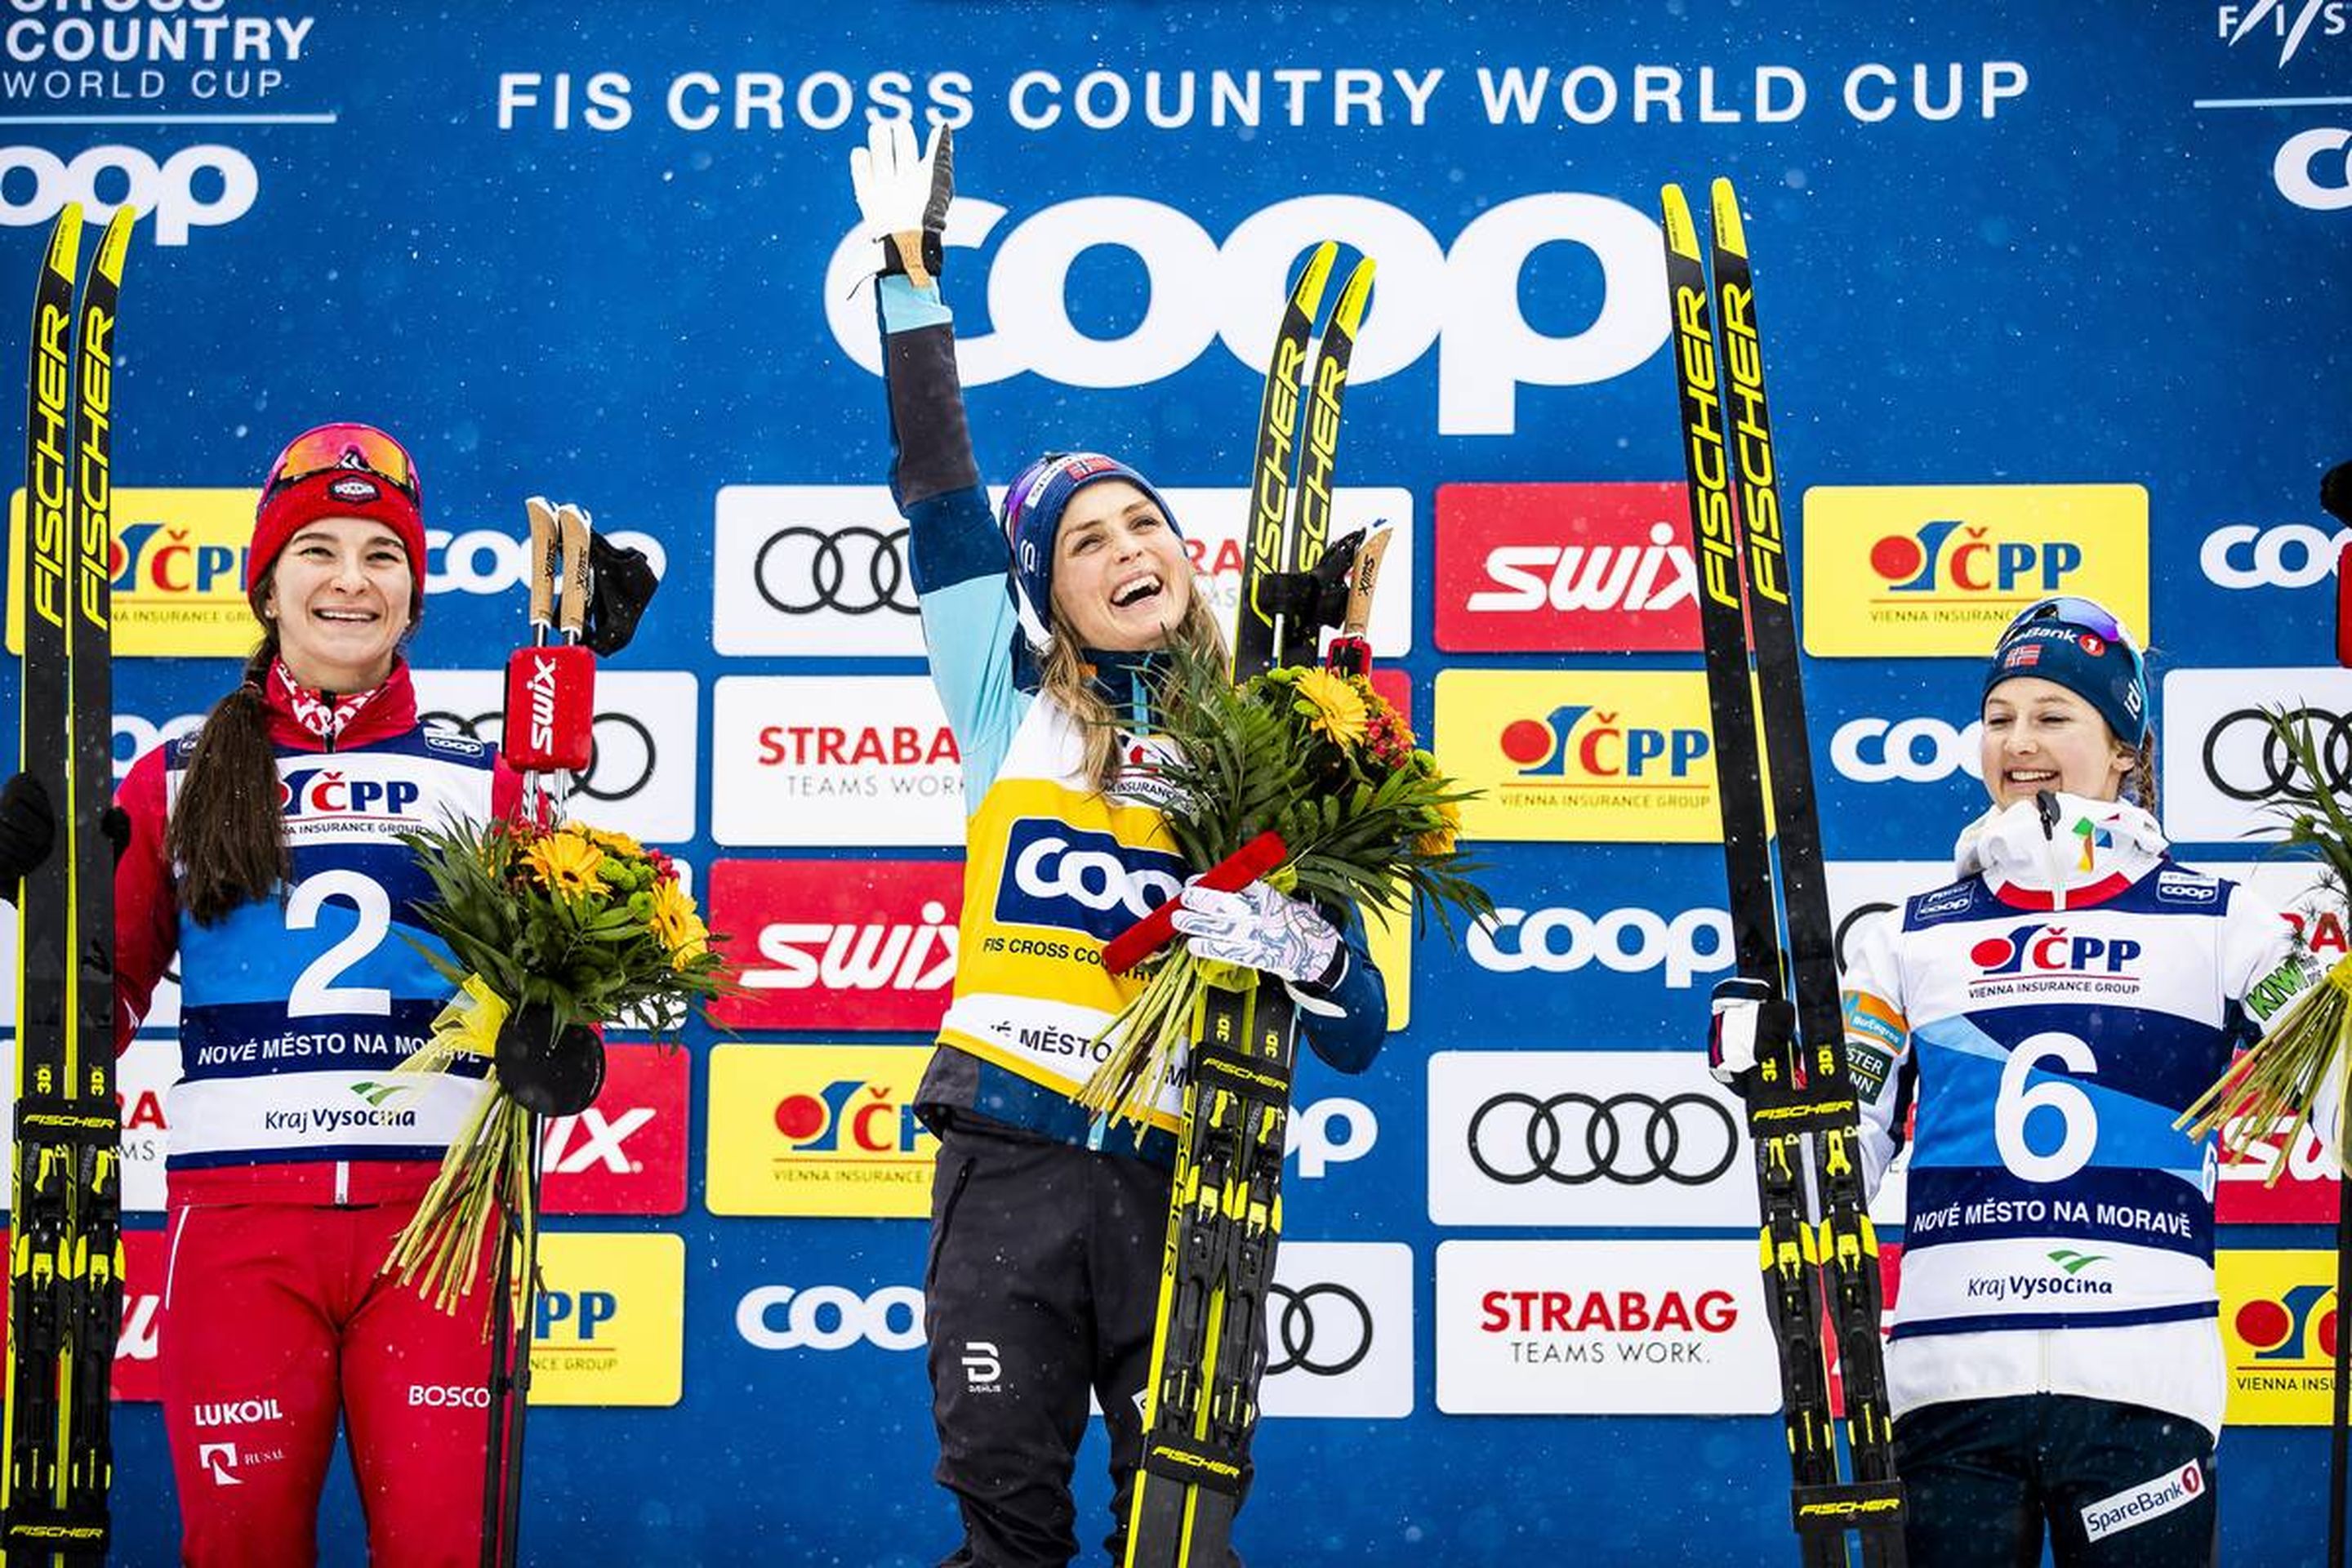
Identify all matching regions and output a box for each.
[247,423,426,609]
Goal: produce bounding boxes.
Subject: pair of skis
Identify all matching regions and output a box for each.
[1120,241,1374,1568]
[4,203,132,1562]
[1662,180,1904,1566]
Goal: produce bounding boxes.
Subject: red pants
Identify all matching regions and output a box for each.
[160,1200,496,1567]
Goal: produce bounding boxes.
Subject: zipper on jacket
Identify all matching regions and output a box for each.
[335,1159,350,1206]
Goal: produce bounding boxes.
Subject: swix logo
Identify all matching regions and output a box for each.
[2219,1115,2341,1224]
[541,1107,654,1175]
[523,656,559,752]
[1499,705,1709,779]
[825,190,1666,436]
[2219,1,2347,66]
[773,1079,925,1155]
[755,723,960,768]
[1434,483,1699,653]
[748,900,957,995]
[1967,924,2143,978]
[2236,1282,2337,1362]
[538,1045,688,1218]
[1478,1288,1739,1334]
[277,768,423,819]
[0,145,257,246]
[711,860,964,1031]
[996,819,1187,942]
[193,1397,283,1428]
[110,521,244,595]
[1870,519,2082,595]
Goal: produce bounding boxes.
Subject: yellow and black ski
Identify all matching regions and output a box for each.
[1664,178,1903,1568]
[4,201,131,1565]
[1123,242,1373,1568]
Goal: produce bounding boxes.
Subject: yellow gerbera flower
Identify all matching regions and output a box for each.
[648,877,710,966]
[1413,825,1459,858]
[523,831,604,896]
[579,825,648,862]
[1294,667,1369,748]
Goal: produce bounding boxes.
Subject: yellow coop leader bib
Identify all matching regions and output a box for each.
[936,701,1194,1133]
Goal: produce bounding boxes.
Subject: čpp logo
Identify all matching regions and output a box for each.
[1869,519,2082,595]
[824,189,1667,436]
[2238,1282,2337,1362]
[1499,704,1709,779]
[112,522,243,595]
[277,768,421,819]
[0,145,256,246]
[773,1078,926,1155]
[997,819,1187,940]
[1969,924,2143,978]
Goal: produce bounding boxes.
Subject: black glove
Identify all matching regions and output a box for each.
[495,1001,606,1119]
[583,531,658,657]
[0,772,57,905]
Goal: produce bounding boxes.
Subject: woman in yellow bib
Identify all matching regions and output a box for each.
[851,122,1388,1566]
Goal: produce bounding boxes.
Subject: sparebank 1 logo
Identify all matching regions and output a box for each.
[2236,1281,2336,1365]
[823,189,1667,436]
[0,147,256,246]
[1501,704,1710,782]
[1870,519,2082,599]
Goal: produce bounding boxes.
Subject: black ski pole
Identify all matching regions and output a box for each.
[491,1111,546,1568]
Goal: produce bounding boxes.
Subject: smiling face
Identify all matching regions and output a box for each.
[263,515,415,693]
[1049,479,1194,653]
[1979,676,2135,808]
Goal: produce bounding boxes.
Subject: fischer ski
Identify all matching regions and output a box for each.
[5,200,132,1565]
[1121,241,1374,1568]
[1662,179,1904,1568]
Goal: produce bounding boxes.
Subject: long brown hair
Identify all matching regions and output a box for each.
[167,585,291,924]
[1040,589,1227,791]
[2123,731,2159,817]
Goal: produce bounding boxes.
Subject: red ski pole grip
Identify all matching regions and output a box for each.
[1101,829,1288,976]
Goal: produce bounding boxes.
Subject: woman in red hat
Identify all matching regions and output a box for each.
[0,424,520,1565]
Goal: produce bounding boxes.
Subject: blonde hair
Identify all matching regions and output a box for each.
[1039,587,1228,791]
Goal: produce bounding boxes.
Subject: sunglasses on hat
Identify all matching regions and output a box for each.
[262,424,419,506]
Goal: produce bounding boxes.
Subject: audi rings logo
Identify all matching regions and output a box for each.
[421,708,658,804]
[1265,1282,1373,1378]
[2202,706,2352,803]
[755,525,917,617]
[1467,1092,1739,1187]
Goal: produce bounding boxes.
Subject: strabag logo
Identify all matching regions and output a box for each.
[995,819,1187,942]
[703,1044,939,1218]
[2217,1250,2340,1424]
[1427,1051,1756,1228]
[710,858,961,1032]
[1434,1239,1779,1414]
[711,675,962,848]
[538,1045,690,1218]
[1437,669,1720,844]
[1433,482,1698,653]
[1800,484,2147,656]
[824,191,1667,436]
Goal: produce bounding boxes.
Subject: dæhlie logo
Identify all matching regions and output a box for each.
[2236,1282,2336,1363]
[1500,705,1710,779]
[1869,519,2082,595]
[1968,924,2143,978]
[773,1079,925,1156]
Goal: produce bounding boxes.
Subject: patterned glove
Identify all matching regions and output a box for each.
[1708,976,1793,1094]
[847,118,952,285]
[1170,879,1340,985]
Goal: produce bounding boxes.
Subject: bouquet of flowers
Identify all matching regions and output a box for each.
[2177,710,2340,1176]
[385,817,731,1311]
[1076,642,1490,1127]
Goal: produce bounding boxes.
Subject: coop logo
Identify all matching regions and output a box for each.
[1830,716,1984,784]
[2220,1,2348,67]
[1468,905,1730,990]
[735,1284,926,1352]
[2202,522,2350,587]
[0,145,256,246]
[2276,127,2352,210]
[276,768,421,820]
[1500,705,1709,780]
[1869,519,2082,596]
[2236,1281,2337,1364]
[825,190,1667,436]
[773,1078,925,1156]
[1968,924,2144,980]
[427,526,666,597]
[996,819,1187,942]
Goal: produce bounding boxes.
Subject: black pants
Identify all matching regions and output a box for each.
[1893,1394,2216,1567]
[927,1120,1239,1568]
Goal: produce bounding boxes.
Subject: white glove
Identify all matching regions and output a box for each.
[848,118,951,285]
[1708,976,1792,1092]
[1170,879,1341,985]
